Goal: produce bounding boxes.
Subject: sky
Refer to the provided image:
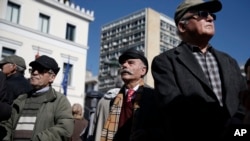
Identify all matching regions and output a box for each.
[72,0,250,76]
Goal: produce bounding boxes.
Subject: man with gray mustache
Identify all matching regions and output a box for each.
[100,48,158,141]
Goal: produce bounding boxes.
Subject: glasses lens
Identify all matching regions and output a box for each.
[29,67,48,74]
[199,11,216,20]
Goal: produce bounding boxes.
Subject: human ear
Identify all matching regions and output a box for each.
[178,21,187,32]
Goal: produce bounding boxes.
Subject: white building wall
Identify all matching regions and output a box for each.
[0,0,94,108]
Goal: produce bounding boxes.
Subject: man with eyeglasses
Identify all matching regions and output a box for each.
[2,55,74,141]
[151,0,248,140]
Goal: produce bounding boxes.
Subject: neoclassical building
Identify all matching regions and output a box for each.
[0,0,94,106]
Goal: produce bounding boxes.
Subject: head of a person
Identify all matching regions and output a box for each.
[0,55,26,76]
[174,0,222,42]
[245,58,250,88]
[29,55,60,90]
[118,48,148,84]
[72,103,83,120]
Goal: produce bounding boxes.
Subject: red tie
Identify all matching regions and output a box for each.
[126,89,135,102]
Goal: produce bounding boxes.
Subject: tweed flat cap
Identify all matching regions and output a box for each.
[29,55,60,74]
[119,48,148,74]
[174,0,222,25]
[0,55,26,69]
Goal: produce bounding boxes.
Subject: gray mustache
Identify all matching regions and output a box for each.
[120,69,133,75]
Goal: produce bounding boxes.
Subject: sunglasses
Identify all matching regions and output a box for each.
[29,67,54,74]
[181,11,216,21]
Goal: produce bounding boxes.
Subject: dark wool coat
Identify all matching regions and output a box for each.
[102,84,161,141]
[0,71,11,140]
[4,72,32,104]
[151,42,247,140]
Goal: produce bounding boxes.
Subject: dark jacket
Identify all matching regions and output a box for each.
[0,71,11,140]
[4,72,32,104]
[71,119,88,141]
[151,42,247,140]
[0,71,11,121]
[114,85,160,141]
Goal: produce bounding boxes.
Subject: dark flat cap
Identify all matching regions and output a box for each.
[29,55,60,74]
[174,0,222,25]
[0,55,26,69]
[119,48,148,74]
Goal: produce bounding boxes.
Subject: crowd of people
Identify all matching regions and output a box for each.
[0,0,249,141]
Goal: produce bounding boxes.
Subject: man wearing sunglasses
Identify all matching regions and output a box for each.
[152,0,248,140]
[3,55,74,141]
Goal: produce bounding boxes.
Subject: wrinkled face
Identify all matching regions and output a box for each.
[179,10,216,39]
[29,65,55,90]
[0,63,16,76]
[119,58,147,84]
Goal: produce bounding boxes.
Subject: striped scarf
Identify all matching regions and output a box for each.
[100,80,143,141]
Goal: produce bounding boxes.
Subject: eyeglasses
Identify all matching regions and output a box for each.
[29,67,54,75]
[181,11,216,21]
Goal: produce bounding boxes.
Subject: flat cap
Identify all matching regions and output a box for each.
[29,55,60,74]
[174,0,222,25]
[119,48,148,74]
[0,55,26,69]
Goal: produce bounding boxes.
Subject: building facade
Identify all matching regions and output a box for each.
[0,0,94,106]
[98,8,181,93]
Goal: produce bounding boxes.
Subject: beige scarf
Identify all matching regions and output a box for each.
[100,80,143,141]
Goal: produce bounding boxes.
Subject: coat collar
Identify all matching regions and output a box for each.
[175,43,211,88]
[176,42,232,93]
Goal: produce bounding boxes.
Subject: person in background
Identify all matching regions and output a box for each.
[2,55,74,141]
[92,75,123,141]
[71,103,89,141]
[0,71,11,140]
[93,88,120,141]
[101,48,159,141]
[0,55,32,105]
[151,0,247,140]
[244,58,250,89]
[242,58,250,124]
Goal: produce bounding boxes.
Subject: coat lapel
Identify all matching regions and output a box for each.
[211,49,230,95]
[175,45,211,88]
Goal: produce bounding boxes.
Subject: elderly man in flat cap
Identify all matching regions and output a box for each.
[2,55,74,141]
[151,0,247,140]
[101,48,159,141]
[0,55,32,104]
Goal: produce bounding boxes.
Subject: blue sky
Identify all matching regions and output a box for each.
[73,0,250,76]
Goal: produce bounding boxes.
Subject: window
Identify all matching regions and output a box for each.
[39,13,50,33]
[62,62,73,86]
[1,47,16,58]
[65,23,75,41]
[6,1,20,23]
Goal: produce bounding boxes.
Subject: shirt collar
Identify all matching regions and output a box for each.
[125,84,139,94]
[34,86,50,95]
[184,42,213,53]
